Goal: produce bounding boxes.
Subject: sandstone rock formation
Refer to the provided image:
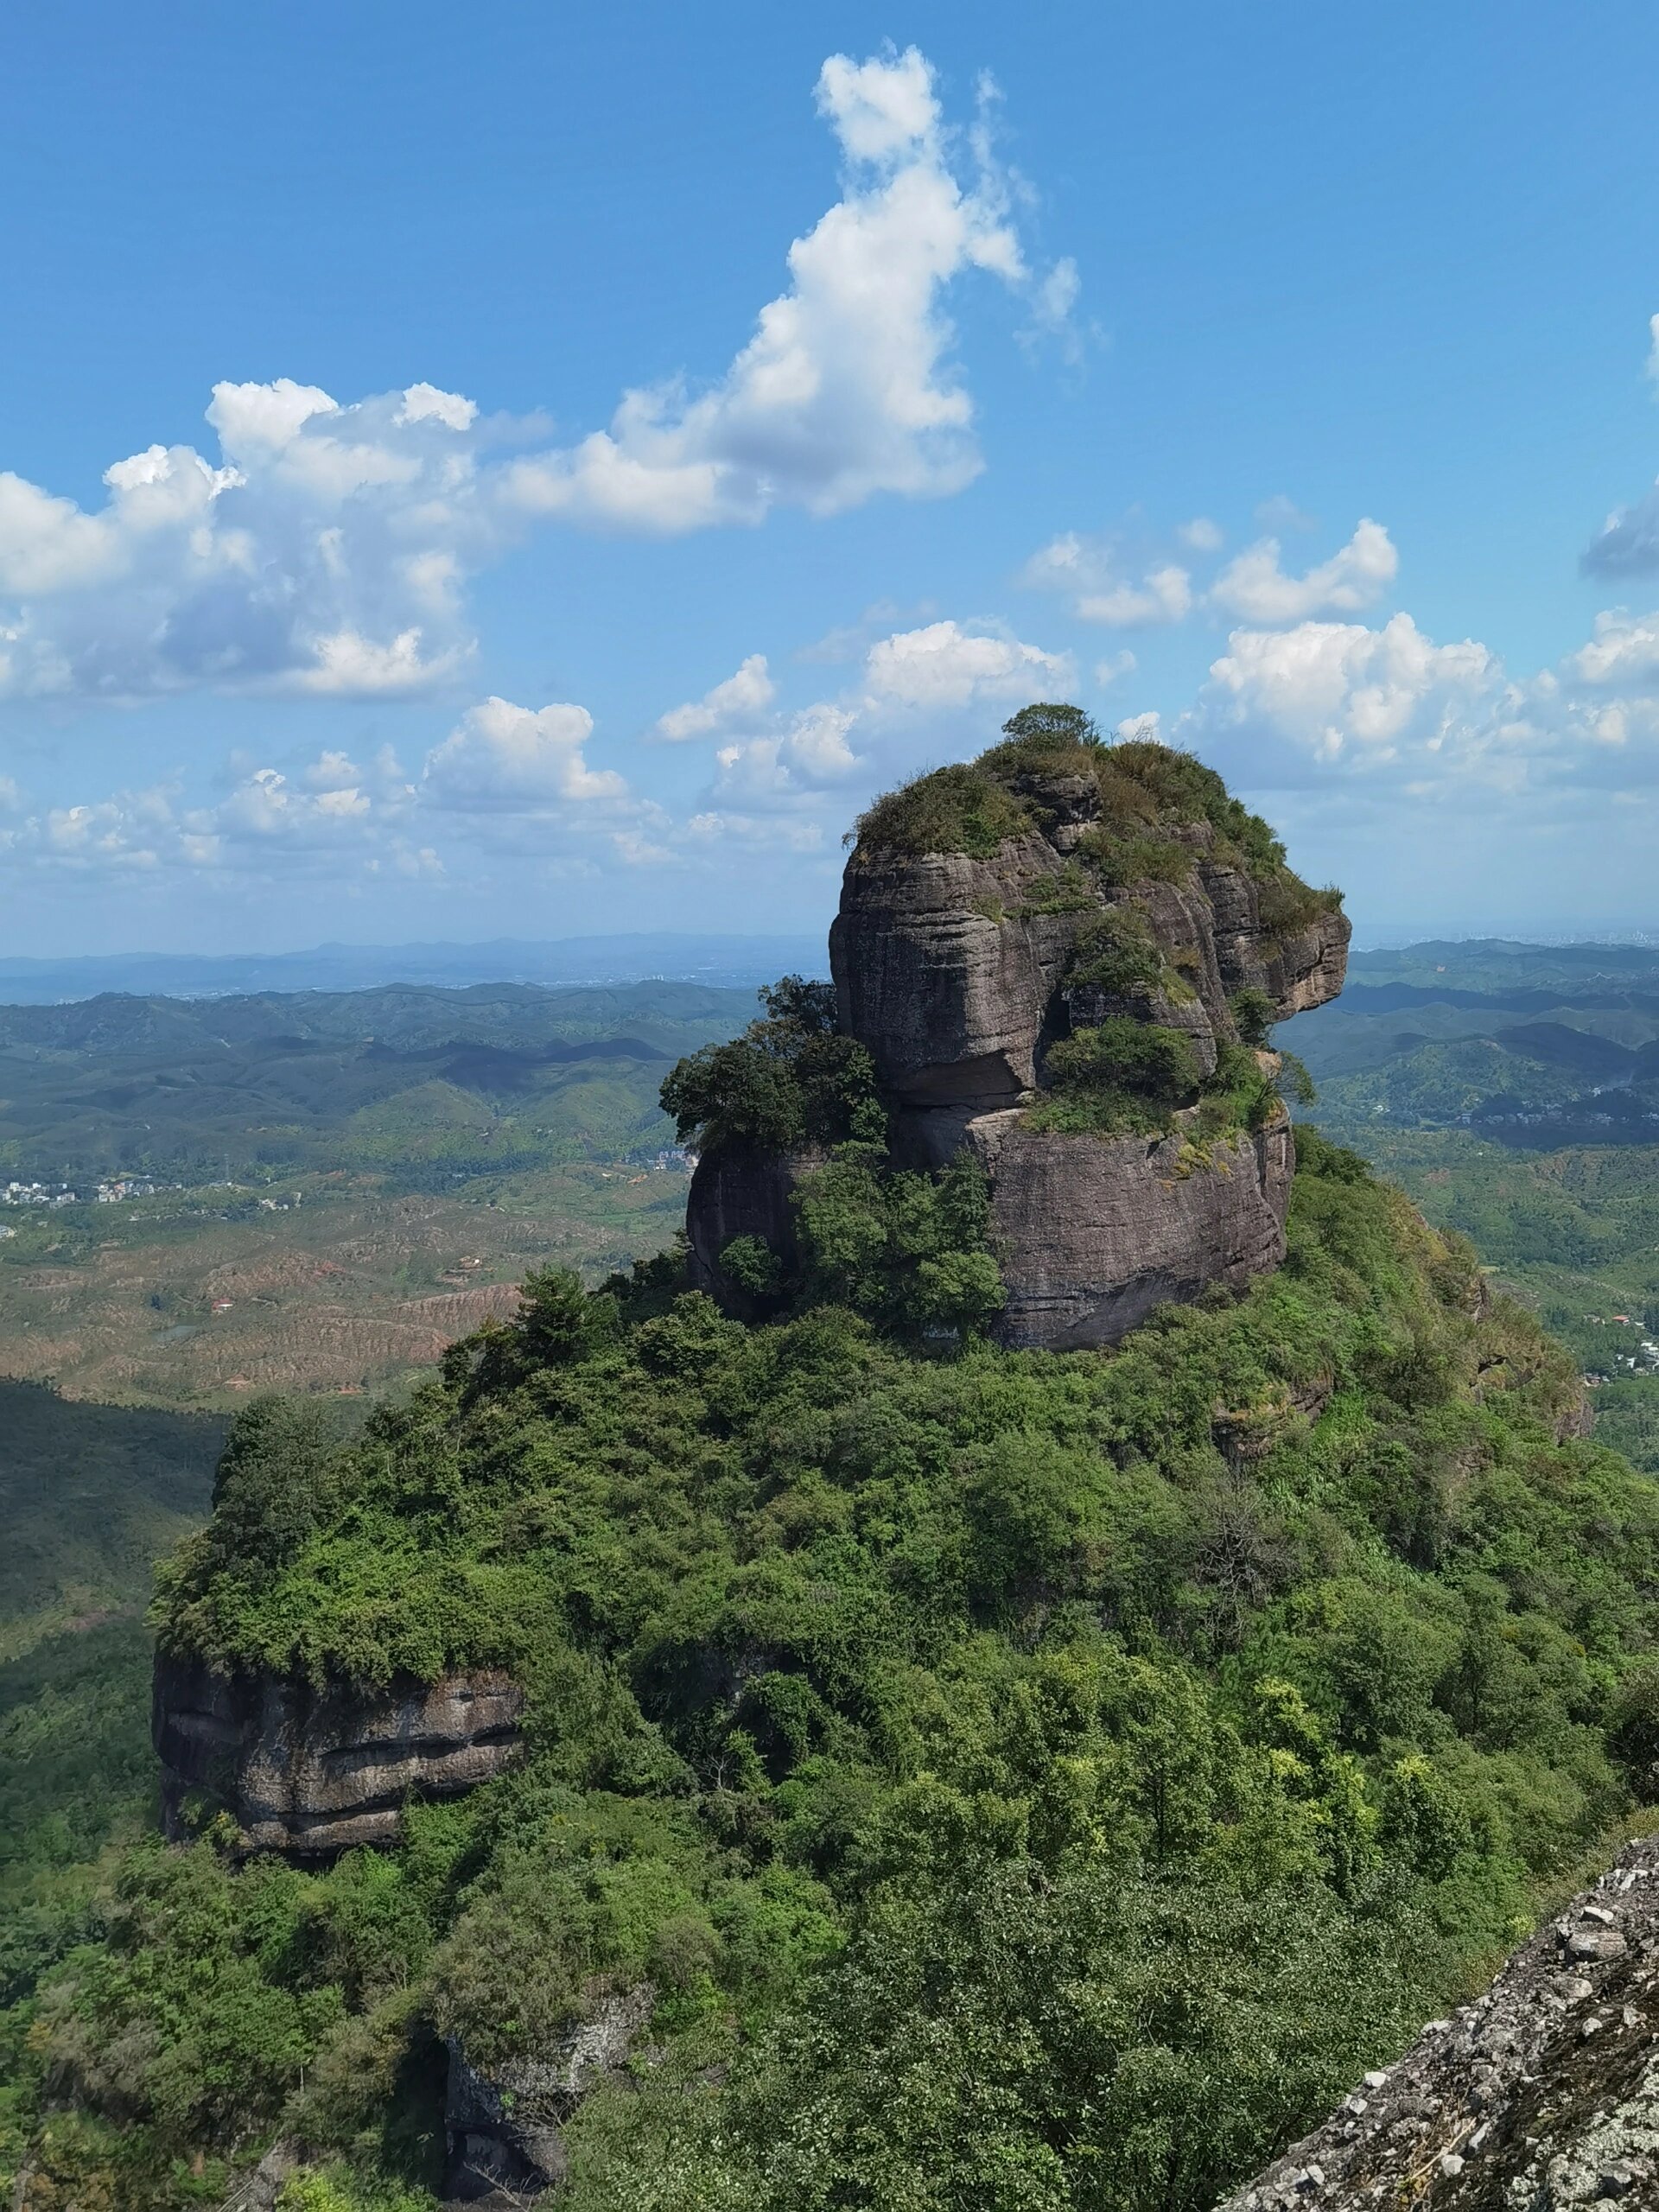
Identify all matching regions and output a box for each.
[690,728,1349,1350]
[1214,1832,1659,2209]
[959,1108,1295,1349]
[684,1141,824,1317]
[152,1652,524,1854]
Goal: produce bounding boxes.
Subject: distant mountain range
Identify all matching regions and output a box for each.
[0,933,828,1005]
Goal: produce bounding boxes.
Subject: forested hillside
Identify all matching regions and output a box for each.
[7,1128,1656,2210]
[1284,940,1659,1477]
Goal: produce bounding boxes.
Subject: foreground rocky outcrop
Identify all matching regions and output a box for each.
[691,727,1349,1350]
[152,1653,524,1853]
[1215,1834,1659,2209]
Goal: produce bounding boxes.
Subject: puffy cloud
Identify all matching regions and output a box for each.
[0,383,490,700]
[1209,518,1397,623]
[714,705,861,805]
[1021,532,1192,628]
[1583,493,1659,576]
[422,697,629,812]
[0,53,1071,704]
[501,48,1057,530]
[1078,565,1192,628]
[1568,607,1659,685]
[0,745,427,875]
[675,616,1070,823]
[1198,612,1495,763]
[654,654,776,741]
[1177,517,1224,554]
[861,618,1073,706]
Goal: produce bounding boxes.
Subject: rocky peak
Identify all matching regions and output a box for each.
[686,714,1350,1349]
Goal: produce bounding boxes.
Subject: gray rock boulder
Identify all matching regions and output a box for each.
[697,729,1350,1351]
[444,1986,654,2199]
[960,1104,1294,1351]
[684,1141,825,1317]
[1213,1833,1659,2210]
[830,803,1348,1116]
[152,1653,524,1854]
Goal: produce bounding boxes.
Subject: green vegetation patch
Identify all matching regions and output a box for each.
[847,702,1338,927]
[15,1131,1656,2207]
[660,976,880,1159]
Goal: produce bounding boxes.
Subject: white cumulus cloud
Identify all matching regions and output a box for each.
[1021,532,1193,628]
[0,52,1072,705]
[423,697,630,812]
[861,618,1073,707]
[501,48,1058,530]
[1209,518,1397,624]
[654,654,777,741]
[1198,613,1497,762]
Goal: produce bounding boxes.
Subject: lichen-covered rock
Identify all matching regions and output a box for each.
[830,796,1348,1113]
[444,1986,654,2199]
[1213,1833,1659,2210]
[805,732,1350,1348]
[828,837,1087,1105]
[152,1653,524,1854]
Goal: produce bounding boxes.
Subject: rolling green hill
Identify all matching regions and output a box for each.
[1282,940,1659,1473]
[0,980,761,1408]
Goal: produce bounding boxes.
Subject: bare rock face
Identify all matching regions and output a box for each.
[828,837,1087,1105]
[1214,1833,1659,2210]
[685,1142,824,1317]
[959,1106,1294,1351]
[831,824,1348,1116]
[152,1652,524,1854]
[445,1986,654,2200]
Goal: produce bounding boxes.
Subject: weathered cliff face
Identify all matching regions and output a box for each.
[444,1988,653,2199]
[693,740,1348,1351]
[152,1653,524,1854]
[958,1106,1294,1351]
[830,816,1348,1109]
[1215,1834,1659,2209]
[684,1141,824,1317]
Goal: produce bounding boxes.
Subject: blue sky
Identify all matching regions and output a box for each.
[6,2,1659,954]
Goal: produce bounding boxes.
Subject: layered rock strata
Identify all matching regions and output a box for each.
[693,751,1349,1351]
[152,1654,524,1854]
[1215,1833,1659,2209]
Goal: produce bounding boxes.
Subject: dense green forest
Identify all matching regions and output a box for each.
[7,1127,1657,2209]
[0,1384,226,2196]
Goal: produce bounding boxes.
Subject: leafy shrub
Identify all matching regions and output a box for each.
[660,976,880,1157]
[1230,988,1275,1046]
[1030,1019,1203,1135]
[1256,870,1344,933]
[845,706,1338,929]
[793,1151,1005,1343]
[849,763,1031,859]
[1065,908,1171,1001]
